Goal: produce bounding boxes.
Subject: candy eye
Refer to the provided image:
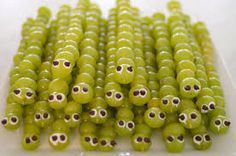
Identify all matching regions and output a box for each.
[177,134,184,143]
[193,85,200,91]
[110,140,117,146]
[52,60,59,67]
[31,135,38,142]
[72,86,80,93]
[100,139,107,146]
[223,120,231,127]
[64,114,70,122]
[139,89,146,97]
[43,112,49,119]
[178,113,187,123]
[190,112,198,120]
[127,66,133,72]
[48,94,55,102]
[193,135,202,145]
[144,137,151,143]
[91,137,98,146]
[35,113,41,121]
[10,116,18,125]
[13,89,21,95]
[85,136,91,142]
[115,92,123,101]
[116,65,122,72]
[59,134,67,143]
[209,102,215,110]
[1,118,8,126]
[118,120,125,128]
[99,109,107,118]
[215,119,221,126]
[136,136,142,143]
[149,112,156,118]
[63,61,71,68]
[133,90,139,96]
[184,85,191,91]
[82,87,88,93]
[201,104,209,113]
[50,135,58,144]
[56,93,65,102]
[162,98,169,105]
[89,109,97,117]
[172,97,180,105]
[72,113,80,121]
[106,91,112,97]
[25,137,31,144]
[204,134,211,142]
[166,135,174,143]
[159,112,166,120]
[126,121,135,130]
[26,91,33,98]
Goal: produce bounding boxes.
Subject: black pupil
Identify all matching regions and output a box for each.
[167,136,174,142]
[128,122,133,128]
[32,135,37,141]
[179,114,185,121]
[191,113,197,119]
[184,85,191,91]
[11,117,17,123]
[195,136,202,141]
[215,120,221,125]
[224,121,231,126]
[85,137,90,142]
[64,61,70,67]
[1,119,7,125]
[26,92,33,97]
[43,113,48,118]
[93,138,98,144]
[162,99,168,105]
[111,140,116,146]
[116,66,122,71]
[83,87,88,92]
[194,85,199,90]
[115,93,121,99]
[202,105,208,110]
[173,99,179,104]
[53,61,59,66]
[73,87,79,92]
[65,115,70,120]
[101,140,106,145]
[137,137,142,142]
[177,135,184,141]
[25,137,31,143]
[119,120,124,126]
[74,114,79,120]
[159,112,165,119]
[144,137,150,143]
[57,95,62,100]
[133,91,139,96]
[205,135,211,141]
[60,135,65,141]
[149,112,155,118]
[89,110,95,116]
[100,111,106,116]
[140,90,146,96]
[52,135,57,141]
[14,89,20,95]
[49,95,54,100]
[35,114,40,119]
[106,91,112,97]
[209,104,215,109]
[127,66,133,72]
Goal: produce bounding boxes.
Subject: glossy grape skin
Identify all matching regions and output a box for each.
[162,123,185,153]
[22,124,40,150]
[178,108,202,129]
[64,101,82,128]
[98,126,117,152]
[105,89,124,107]
[159,95,180,113]
[159,85,178,98]
[129,84,151,106]
[144,107,166,128]
[196,96,216,114]
[89,106,108,124]
[131,133,152,151]
[179,77,201,99]
[11,87,36,105]
[71,83,93,104]
[114,118,135,136]
[48,78,69,95]
[14,77,37,90]
[48,92,67,110]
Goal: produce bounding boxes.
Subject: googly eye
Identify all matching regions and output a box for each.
[215,119,221,126]
[223,120,231,127]
[190,112,198,120]
[133,90,139,96]
[82,87,88,94]
[31,135,38,142]
[144,137,151,143]
[193,85,200,91]
[209,102,215,110]
[91,137,98,146]
[177,134,184,143]
[50,135,58,145]
[127,66,133,72]
[110,140,117,147]
[72,86,80,93]
[139,89,146,97]
[89,109,97,118]
[25,137,31,144]
[106,91,112,98]
[172,97,180,105]
[52,60,59,67]
[9,116,18,125]
[162,98,169,105]
[148,112,156,119]
[1,117,8,126]
[193,135,202,145]
[99,109,107,118]
[159,112,166,120]
[166,135,174,143]
[178,113,187,123]
[26,91,33,98]
[63,61,71,68]
[100,139,107,146]
[204,134,211,142]
[56,93,65,102]
[72,113,80,121]
[59,134,67,143]
[43,112,49,119]
[35,113,41,121]
[115,92,123,101]
[64,114,70,122]
[117,120,125,128]
[48,94,55,102]
[116,65,122,73]
[13,89,21,96]
[184,85,191,91]
[126,121,135,130]
[84,136,91,142]
[201,104,209,113]
[135,136,142,143]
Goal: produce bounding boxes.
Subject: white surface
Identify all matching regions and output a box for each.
[0,0,236,155]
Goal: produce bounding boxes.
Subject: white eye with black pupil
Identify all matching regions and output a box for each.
[167,135,174,143]
[115,92,123,101]
[59,134,67,143]
[50,135,58,145]
[139,89,146,97]
[72,113,80,121]
[126,121,135,130]
[116,65,122,72]
[10,116,18,125]
[127,66,133,72]
[179,113,187,123]
[190,112,197,120]
[26,92,33,98]
[72,86,80,93]
[89,109,97,117]
[82,87,88,93]
[193,85,200,91]
[91,137,98,146]
[136,136,142,143]
[215,119,221,126]
[43,113,49,119]
[118,120,125,128]
[201,104,208,113]
[99,109,107,118]
[193,135,202,145]
[223,120,231,127]
[162,98,169,105]
[35,113,41,121]
[177,134,184,143]
[63,61,71,68]
[149,112,155,118]
[204,134,211,142]
[106,91,112,98]
[184,85,191,91]
[56,93,64,102]
[48,94,55,102]
[13,89,21,95]
[100,140,107,146]
[172,97,180,105]
[52,60,59,67]
[159,112,166,120]
[1,117,8,126]
[209,102,215,110]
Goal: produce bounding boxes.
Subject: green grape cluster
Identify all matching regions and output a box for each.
[1,0,231,153]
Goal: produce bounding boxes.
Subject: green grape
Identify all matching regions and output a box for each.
[24,54,42,69]
[176,60,196,73]
[48,92,67,109]
[178,108,202,129]
[34,101,53,128]
[159,85,178,98]
[160,95,180,113]
[196,96,216,114]
[11,87,36,105]
[179,77,201,98]
[38,69,51,80]
[174,49,194,62]
[71,83,93,104]
[48,78,69,95]
[176,69,195,83]
[157,66,175,80]
[37,78,50,93]
[144,107,166,128]
[14,77,37,90]
[64,101,82,128]
[129,84,151,106]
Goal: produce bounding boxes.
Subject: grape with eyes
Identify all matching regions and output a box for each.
[11,87,36,105]
[144,107,166,128]
[129,84,151,106]
[1,103,23,130]
[162,122,185,153]
[89,99,108,124]
[179,77,201,99]
[64,101,82,128]
[114,58,135,84]
[196,96,216,114]
[71,83,93,104]
[34,101,54,128]
[51,58,73,79]
[13,77,37,90]
[48,119,70,150]
[159,95,180,113]
[105,89,124,107]
[178,108,202,129]
[48,78,69,95]
[48,92,67,109]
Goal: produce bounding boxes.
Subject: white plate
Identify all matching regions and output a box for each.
[0,0,236,156]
